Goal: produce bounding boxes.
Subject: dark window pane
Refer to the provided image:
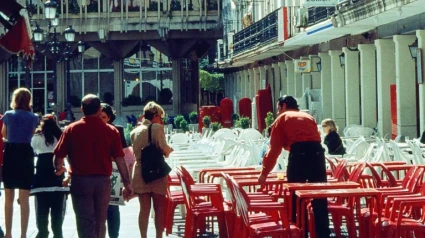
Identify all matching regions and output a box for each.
[84,72,98,95]
[99,72,114,104]
[100,56,113,69]
[70,72,83,107]
[83,57,98,70]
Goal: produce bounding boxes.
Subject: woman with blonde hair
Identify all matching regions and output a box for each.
[321,118,346,155]
[130,102,173,238]
[1,88,39,238]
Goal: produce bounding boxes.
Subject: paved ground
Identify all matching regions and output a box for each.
[0,188,185,238]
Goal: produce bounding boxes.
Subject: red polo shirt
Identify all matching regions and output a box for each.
[54,116,125,176]
[262,110,321,176]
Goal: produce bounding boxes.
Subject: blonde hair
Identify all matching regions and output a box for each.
[10,88,32,111]
[143,102,165,120]
[321,118,338,132]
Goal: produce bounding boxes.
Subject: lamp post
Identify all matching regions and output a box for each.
[31,0,76,113]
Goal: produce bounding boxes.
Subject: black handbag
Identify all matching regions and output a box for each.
[141,124,172,183]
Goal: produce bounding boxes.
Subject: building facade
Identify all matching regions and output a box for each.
[218,0,425,139]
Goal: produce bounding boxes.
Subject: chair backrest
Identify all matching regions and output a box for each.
[176,168,193,211]
[401,166,419,189]
[406,167,424,193]
[326,157,337,176]
[221,173,237,213]
[347,162,367,182]
[179,166,196,185]
[332,159,349,181]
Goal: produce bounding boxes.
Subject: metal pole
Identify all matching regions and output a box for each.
[66,57,71,105]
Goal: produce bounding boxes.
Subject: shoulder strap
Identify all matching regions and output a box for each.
[148,124,153,144]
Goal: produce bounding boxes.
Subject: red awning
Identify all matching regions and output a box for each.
[0,0,34,64]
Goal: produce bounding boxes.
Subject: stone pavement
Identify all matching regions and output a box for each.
[0,188,183,238]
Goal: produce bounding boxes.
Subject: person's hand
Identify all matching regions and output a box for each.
[55,166,67,176]
[258,174,267,184]
[122,183,134,201]
[62,176,71,187]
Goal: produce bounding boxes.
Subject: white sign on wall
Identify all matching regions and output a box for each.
[294,60,311,73]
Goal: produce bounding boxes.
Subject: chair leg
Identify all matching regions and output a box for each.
[346,214,357,238]
[217,214,228,238]
[331,213,342,238]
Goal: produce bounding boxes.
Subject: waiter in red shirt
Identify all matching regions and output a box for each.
[258,95,330,238]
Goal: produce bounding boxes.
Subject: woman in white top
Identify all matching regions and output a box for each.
[31,114,69,238]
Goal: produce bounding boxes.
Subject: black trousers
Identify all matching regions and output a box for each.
[34,192,67,238]
[107,205,120,238]
[287,141,330,238]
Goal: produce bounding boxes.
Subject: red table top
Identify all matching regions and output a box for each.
[283,181,360,191]
[295,188,380,198]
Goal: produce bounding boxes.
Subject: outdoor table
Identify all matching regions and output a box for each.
[282,181,360,222]
[204,169,262,183]
[234,178,287,194]
[198,167,255,183]
[296,188,381,238]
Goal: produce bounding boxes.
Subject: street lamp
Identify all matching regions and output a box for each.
[31,1,77,113]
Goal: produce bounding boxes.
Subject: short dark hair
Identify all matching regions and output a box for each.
[81,94,101,116]
[278,95,299,110]
[101,103,116,123]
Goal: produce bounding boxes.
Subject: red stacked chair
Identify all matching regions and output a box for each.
[176,166,229,237]
[164,175,185,236]
[223,173,300,237]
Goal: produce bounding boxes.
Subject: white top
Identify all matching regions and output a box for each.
[31,134,58,154]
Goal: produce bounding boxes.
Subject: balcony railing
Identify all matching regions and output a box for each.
[233,9,278,55]
[307,7,335,26]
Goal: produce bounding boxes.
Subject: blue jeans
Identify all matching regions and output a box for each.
[107,205,120,238]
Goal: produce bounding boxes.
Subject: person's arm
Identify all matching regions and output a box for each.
[259,122,283,183]
[155,124,173,158]
[54,155,67,176]
[1,124,6,139]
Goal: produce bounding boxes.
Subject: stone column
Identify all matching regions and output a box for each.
[278,62,287,96]
[319,53,332,119]
[259,66,268,90]
[253,67,260,98]
[0,62,7,113]
[358,44,377,129]
[248,68,255,99]
[329,50,346,132]
[114,59,124,116]
[294,70,303,98]
[56,61,66,112]
[272,63,281,113]
[375,39,396,138]
[301,73,311,93]
[243,69,249,98]
[310,55,321,89]
[393,35,418,138]
[285,60,295,96]
[343,47,360,126]
[417,30,425,134]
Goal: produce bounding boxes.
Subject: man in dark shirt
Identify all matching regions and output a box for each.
[53,94,133,238]
[258,95,330,238]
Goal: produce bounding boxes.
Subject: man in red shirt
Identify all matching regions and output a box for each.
[258,95,330,238]
[53,94,133,238]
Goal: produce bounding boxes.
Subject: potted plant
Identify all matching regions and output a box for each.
[202,116,211,128]
[180,119,189,133]
[211,122,222,132]
[173,115,185,133]
[188,111,199,132]
[239,117,250,129]
[265,112,274,136]
[232,113,240,127]
[202,116,211,135]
